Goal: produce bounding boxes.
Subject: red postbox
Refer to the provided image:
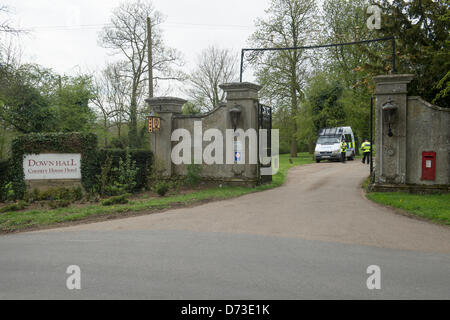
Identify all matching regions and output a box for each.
[421,151,436,181]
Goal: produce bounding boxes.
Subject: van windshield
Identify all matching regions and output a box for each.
[317,136,340,145]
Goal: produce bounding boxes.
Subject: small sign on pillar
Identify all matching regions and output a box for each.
[148,116,161,133]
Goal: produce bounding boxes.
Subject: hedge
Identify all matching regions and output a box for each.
[0,159,11,200]
[8,133,153,200]
[97,148,153,191]
[11,132,98,199]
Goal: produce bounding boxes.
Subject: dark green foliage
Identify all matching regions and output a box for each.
[155,182,169,197]
[0,80,57,133]
[96,149,152,192]
[0,64,96,133]
[0,159,11,201]
[101,193,130,206]
[186,164,202,187]
[0,201,27,213]
[48,199,71,209]
[375,0,450,107]
[110,136,129,149]
[55,75,96,132]
[10,132,98,199]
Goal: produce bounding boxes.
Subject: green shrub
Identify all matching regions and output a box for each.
[155,182,169,197]
[0,201,27,213]
[97,148,152,192]
[96,156,113,196]
[72,186,83,201]
[115,149,138,193]
[186,164,202,187]
[24,187,83,203]
[48,199,71,209]
[101,194,130,206]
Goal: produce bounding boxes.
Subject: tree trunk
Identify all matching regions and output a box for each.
[290,138,298,158]
[103,116,108,147]
[128,88,138,148]
[290,63,298,158]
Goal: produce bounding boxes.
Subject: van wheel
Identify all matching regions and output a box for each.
[316,159,320,163]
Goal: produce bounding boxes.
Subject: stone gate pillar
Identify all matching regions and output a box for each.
[146,97,186,177]
[219,82,261,137]
[219,82,262,181]
[373,74,414,184]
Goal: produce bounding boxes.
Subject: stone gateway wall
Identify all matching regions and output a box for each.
[146,83,263,187]
[405,97,450,185]
[373,74,450,192]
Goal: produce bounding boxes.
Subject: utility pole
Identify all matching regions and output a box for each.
[147,16,153,98]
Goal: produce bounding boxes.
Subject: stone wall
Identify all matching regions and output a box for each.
[146,82,262,186]
[373,74,449,191]
[405,97,450,185]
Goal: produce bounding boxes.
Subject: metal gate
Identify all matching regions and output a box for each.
[258,103,272,184]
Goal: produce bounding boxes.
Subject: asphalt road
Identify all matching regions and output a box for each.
[0,161,449,299]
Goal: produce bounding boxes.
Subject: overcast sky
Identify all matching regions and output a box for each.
[3,0,272,95]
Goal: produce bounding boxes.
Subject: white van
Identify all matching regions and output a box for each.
[314,127,355,162]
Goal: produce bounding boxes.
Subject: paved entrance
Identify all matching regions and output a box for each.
[48,161,450,254]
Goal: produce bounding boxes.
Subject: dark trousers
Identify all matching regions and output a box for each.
[362,152,371,164]
[341,152,346,163]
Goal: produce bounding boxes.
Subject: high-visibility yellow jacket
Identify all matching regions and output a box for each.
[340,141,347,153]
[361,142,371,153]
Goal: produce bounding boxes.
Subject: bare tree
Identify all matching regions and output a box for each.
[0,5,25,35]
[91,62,132,146]
[99,0,183,147]
[186,46,238,112]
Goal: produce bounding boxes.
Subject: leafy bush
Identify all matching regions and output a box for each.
[0,201,27,213]
[155,182,169,197]
[101,194,130,206]
[115,150,138,193]
[24,186,83,203]
[73,186,83,201]
[96,156,113,196]
[48,199,71,209]
[97,148,152,192]
[186,164,202,187]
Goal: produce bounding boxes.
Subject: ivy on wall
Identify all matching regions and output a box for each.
[11,132,98,199]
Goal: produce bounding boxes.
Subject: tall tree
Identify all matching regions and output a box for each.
[376,0,449,107]
[186,46,238,112]
[99,0,183,147]
[55,75,96,132]
[0,64,57,133]
[322,0,381,87]
[92,62,132,146]
[249,0,320,157]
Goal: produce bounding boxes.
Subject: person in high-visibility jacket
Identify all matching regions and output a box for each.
[361,139,371,164]
[340,138,347,163]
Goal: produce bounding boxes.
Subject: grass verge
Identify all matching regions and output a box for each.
[0,153,314,233]
[366,192,450,225]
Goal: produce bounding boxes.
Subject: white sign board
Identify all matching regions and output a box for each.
[23,154,81,180]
